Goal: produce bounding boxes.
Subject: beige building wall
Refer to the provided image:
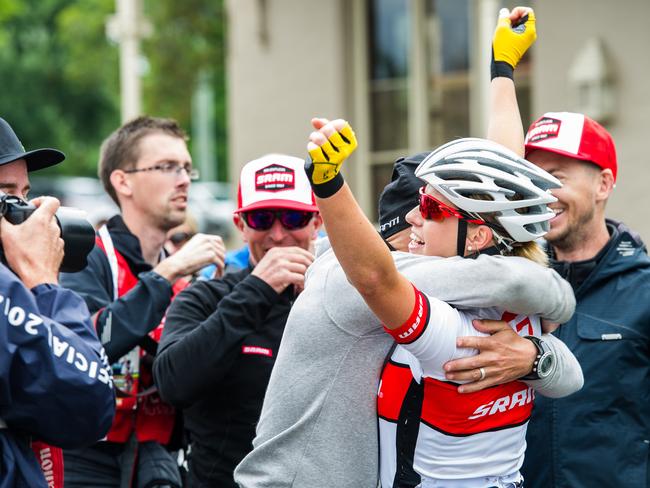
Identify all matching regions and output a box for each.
[227,0,650,244]
[226,0,349,180]
[533,0,650,243]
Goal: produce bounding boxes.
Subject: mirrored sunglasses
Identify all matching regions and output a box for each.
[243,209,315,231]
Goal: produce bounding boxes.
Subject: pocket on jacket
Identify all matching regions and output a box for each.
[575,313,646,341]
[574,312,647,399]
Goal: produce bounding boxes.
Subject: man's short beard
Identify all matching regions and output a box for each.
[547,205,595,255]
[159,210,186,233]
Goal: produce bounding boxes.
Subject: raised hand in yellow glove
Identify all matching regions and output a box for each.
[305,118,358,198]
[491,7,536,80]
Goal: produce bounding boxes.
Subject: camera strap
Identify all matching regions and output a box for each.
[98,225,119,301]
[97,225,142,403]
[97,225,168,404]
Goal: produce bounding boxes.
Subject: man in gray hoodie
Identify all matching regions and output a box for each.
[234,156,581,488]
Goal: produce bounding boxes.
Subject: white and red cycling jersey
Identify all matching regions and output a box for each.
[378,285,541,487]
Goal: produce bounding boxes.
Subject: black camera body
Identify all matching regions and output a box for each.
[0,194,95,273]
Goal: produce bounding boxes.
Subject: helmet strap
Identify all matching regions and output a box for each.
[491,229,515,254]
[458,219,504,258]
[456,219,468,256]
[472,245,501,257]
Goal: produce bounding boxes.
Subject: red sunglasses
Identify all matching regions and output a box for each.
[418,187,485,225]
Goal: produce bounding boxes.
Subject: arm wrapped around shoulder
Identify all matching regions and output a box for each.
[474,255,576,324]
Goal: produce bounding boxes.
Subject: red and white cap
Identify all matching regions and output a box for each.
[235,154,318,213]
[525,112,618,182]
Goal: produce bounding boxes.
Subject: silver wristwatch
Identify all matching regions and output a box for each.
[521,336,555,380]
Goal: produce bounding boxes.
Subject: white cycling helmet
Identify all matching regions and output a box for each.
[415,137,561,245]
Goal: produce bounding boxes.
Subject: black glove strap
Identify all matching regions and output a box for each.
[491,61,514,80]
[304,156,345,198]
[490,48,514,80]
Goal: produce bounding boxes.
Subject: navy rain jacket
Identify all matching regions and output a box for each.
[0,262,114,487]
[523,220,650,487]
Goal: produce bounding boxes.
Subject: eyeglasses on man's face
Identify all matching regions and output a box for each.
[124,161,199,181]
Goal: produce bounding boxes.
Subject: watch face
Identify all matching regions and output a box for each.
[537,352,555,378]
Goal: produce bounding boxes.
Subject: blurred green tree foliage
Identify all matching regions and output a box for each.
[0,0,227,179]
[143,0,228,181]
[0,0,120,176]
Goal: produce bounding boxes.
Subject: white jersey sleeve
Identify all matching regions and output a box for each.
[383,284,541,381]
[383,285,471,380]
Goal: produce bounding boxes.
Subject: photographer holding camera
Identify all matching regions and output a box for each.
[0,117,115,487]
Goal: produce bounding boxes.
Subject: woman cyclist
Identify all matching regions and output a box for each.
[307,131,564,487]
[303,8,573,487]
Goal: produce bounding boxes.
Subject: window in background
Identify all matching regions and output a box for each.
[371,162,395,219]
[364,0,532,218]
[368,0,410,152]
[366,0,471,217]
[425,0,471,145]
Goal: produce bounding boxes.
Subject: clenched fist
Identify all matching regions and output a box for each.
[305,118,358,198]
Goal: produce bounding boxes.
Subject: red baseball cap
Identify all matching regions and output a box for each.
[235,154,318,213]
[525,112,618,182]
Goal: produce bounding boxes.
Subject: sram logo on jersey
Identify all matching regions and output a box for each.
[255,164,295,192]
[468,386,535,420]
[526,117,561,143]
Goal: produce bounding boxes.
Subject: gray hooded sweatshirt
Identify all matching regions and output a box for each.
[235,246,581,488]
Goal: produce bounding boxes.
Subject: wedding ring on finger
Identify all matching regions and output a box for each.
[478,367,486,381]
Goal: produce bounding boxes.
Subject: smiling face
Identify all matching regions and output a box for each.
[234,209,323,264]
[405,187,461,257]
[123,132,193,231]
[527,150,607,251]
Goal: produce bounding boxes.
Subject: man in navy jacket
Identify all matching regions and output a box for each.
[0,117,114,487]
[522,112,650,487]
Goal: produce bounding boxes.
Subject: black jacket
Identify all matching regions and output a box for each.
[522,220,650,487]
[59,215,179,447]
[60,215,174,364]
[154,266,293,487]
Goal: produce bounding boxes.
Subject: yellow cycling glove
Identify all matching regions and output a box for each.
[491,8,536,80]
[305,123,357,198]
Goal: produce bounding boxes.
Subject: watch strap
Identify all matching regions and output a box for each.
[521,336,547,380]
